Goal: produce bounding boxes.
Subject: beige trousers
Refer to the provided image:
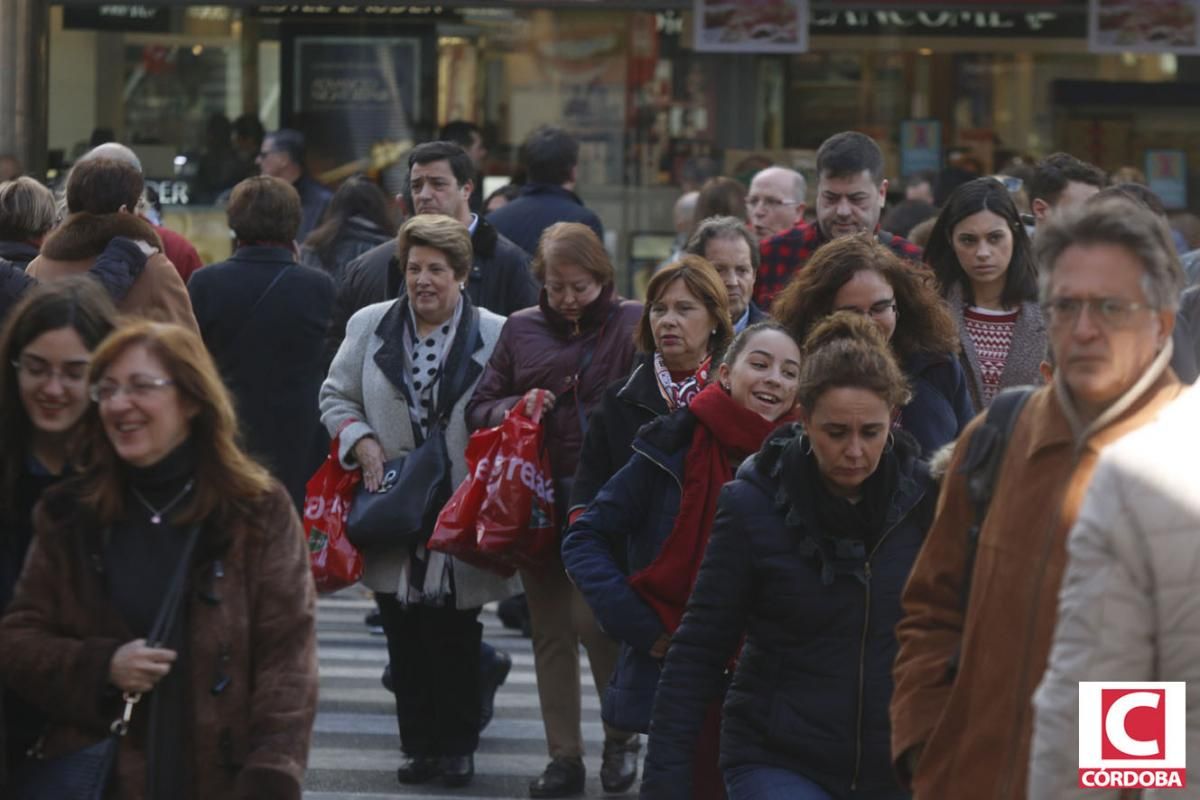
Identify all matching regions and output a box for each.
[521,552,632,759]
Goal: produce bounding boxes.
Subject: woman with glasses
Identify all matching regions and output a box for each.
[924,177,1046,410]
[773,233,973,456]
[0,277,117,787]
[0,319,319,799]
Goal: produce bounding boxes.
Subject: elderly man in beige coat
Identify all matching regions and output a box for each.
[1029,383,1200,799]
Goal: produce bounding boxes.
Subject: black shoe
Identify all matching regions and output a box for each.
[397,755,441,784]
[600,735,640,793]
[365,609,382,627]
[479,649,513,732]
[381,663,393,693]
[529,757,586,798]
[441,754,475,787]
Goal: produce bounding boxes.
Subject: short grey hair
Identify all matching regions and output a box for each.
[753,165,807,203]
[684,215,760,271]
[1034,197,1184,311]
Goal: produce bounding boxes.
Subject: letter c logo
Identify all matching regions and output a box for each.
[1106,692,1161,758]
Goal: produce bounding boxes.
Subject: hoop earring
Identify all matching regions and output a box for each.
[884,431,895,453]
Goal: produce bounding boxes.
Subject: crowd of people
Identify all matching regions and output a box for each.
[0,116,1198,800]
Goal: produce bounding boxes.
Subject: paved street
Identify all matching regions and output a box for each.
[305,591,639,799]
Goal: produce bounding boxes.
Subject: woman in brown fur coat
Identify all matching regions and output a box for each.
[0,320,317,799]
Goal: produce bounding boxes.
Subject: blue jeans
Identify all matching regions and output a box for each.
[724,765,910,800]
[724,765,833,800]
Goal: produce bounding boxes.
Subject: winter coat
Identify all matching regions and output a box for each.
[561,408,688,733]
[293,174,332,244]
[485,183,605,256]
[1169,284,1200,384]
[325,216,537,363]
[298,216,392,285]
[0,261,32,325]
[465,286,642,494]
[640,426,935,799]
[152,222,204,284]
[1028,385,1200,800]
[900,350,976,457]
[568,355,669,514]
[0,240,39,270]
[187,245,336,508]
[890,343,1182,800]
[946,283,1047,411]
[25,212,199,333]
[319,295,521,608]
[0,480,319,800]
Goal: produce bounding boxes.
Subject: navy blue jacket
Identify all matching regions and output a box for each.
[562,408,693,732]
[640,426,935,799]
[486,183,604,256]
[899,350,974,457]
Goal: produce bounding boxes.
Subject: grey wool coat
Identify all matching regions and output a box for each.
[947,282,1048,410]
[319,296,521,608]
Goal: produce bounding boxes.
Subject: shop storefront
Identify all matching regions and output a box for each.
[35,1,1200,283]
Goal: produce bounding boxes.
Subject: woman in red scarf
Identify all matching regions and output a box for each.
[562,321,802,799]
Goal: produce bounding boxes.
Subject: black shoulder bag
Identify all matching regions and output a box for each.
[944,386,1034,679]
[346,309,480,550]
[13,522,204,800]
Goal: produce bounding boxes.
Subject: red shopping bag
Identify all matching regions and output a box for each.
[304,435,364,593]
[428,421,517,577]
[474,395,559,571]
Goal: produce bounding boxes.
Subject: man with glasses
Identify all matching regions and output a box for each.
[257,129,331,242]
[891,197,1184,800]
[745,166,806,240]
[754,132,922,308]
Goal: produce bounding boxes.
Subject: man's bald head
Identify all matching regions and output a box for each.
[747,166,807,238]
[674,191,698,236]
[81,142,143,174]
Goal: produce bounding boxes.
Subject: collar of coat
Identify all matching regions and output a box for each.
[1030,337,1178,456]
[538,283,620,337]
[616,355,670,417]
[40,212,163,262]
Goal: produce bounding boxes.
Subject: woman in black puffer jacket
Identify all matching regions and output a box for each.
[641,312,936,800]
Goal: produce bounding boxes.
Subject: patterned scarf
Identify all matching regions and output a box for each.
[653,351,712,411]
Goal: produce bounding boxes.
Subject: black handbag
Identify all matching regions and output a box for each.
[11,522,204,800]
[345,421,453,550]
[346,308,478,551]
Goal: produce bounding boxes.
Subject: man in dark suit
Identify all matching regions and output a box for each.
[257,128,332,243]
[486,126,604,255]
[187,176,335,508]
[684,215,767,333]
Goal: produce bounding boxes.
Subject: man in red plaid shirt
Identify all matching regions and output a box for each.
[754,131,923,309]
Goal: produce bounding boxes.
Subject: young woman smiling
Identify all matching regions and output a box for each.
[925,177,1046,409]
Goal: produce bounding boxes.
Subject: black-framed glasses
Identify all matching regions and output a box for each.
[1041,297,1152,329]
[89,376,175,404]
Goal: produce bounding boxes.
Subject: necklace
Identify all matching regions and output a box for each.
[130,479,195,525]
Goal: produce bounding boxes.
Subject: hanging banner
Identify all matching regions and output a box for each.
[1145,150,1188,211]
[1088,0,1200,54]
[694,0,809,53]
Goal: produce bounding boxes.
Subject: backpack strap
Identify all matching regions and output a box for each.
[945,386,1034,679]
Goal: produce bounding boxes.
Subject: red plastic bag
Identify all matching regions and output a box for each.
[304,435,364,593]
[475,396,558,571]
[428,420,516,577]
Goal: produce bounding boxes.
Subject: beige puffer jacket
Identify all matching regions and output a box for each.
[1029,386,1200,799]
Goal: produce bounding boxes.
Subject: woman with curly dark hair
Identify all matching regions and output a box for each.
[772,233,973,455]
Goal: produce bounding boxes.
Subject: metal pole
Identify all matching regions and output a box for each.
[0,0,49,178]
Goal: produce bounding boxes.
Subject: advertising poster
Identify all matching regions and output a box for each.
[900,119,942,176]
[694,0,809,53]
[1145,149,1188,210]
[1088,0,1200,54]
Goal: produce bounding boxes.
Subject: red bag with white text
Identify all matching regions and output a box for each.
[474,395,558,571]
[304,434,364,593]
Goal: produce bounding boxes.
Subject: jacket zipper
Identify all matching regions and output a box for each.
[633,443,683,491]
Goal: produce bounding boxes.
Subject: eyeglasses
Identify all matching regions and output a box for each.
[11,356,91,385]
[1041,297,1152,329]
[89,376,175,404]
[746,196,799,210]
[836,299,897,320]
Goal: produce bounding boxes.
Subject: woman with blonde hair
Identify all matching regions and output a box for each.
[0,320,319,798]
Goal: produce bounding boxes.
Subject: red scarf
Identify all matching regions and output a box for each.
[628,383,796,634]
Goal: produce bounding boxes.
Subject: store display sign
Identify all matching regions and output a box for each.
[812,9,1079,38]
[1145,150,1188,210]
[694,0,809,53]
[62,6,170,32]
[900,119,941,177]
[1088,0,1200,54]
[293,36,420,121]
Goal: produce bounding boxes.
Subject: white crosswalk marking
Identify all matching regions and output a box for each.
[304,591,637,798]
